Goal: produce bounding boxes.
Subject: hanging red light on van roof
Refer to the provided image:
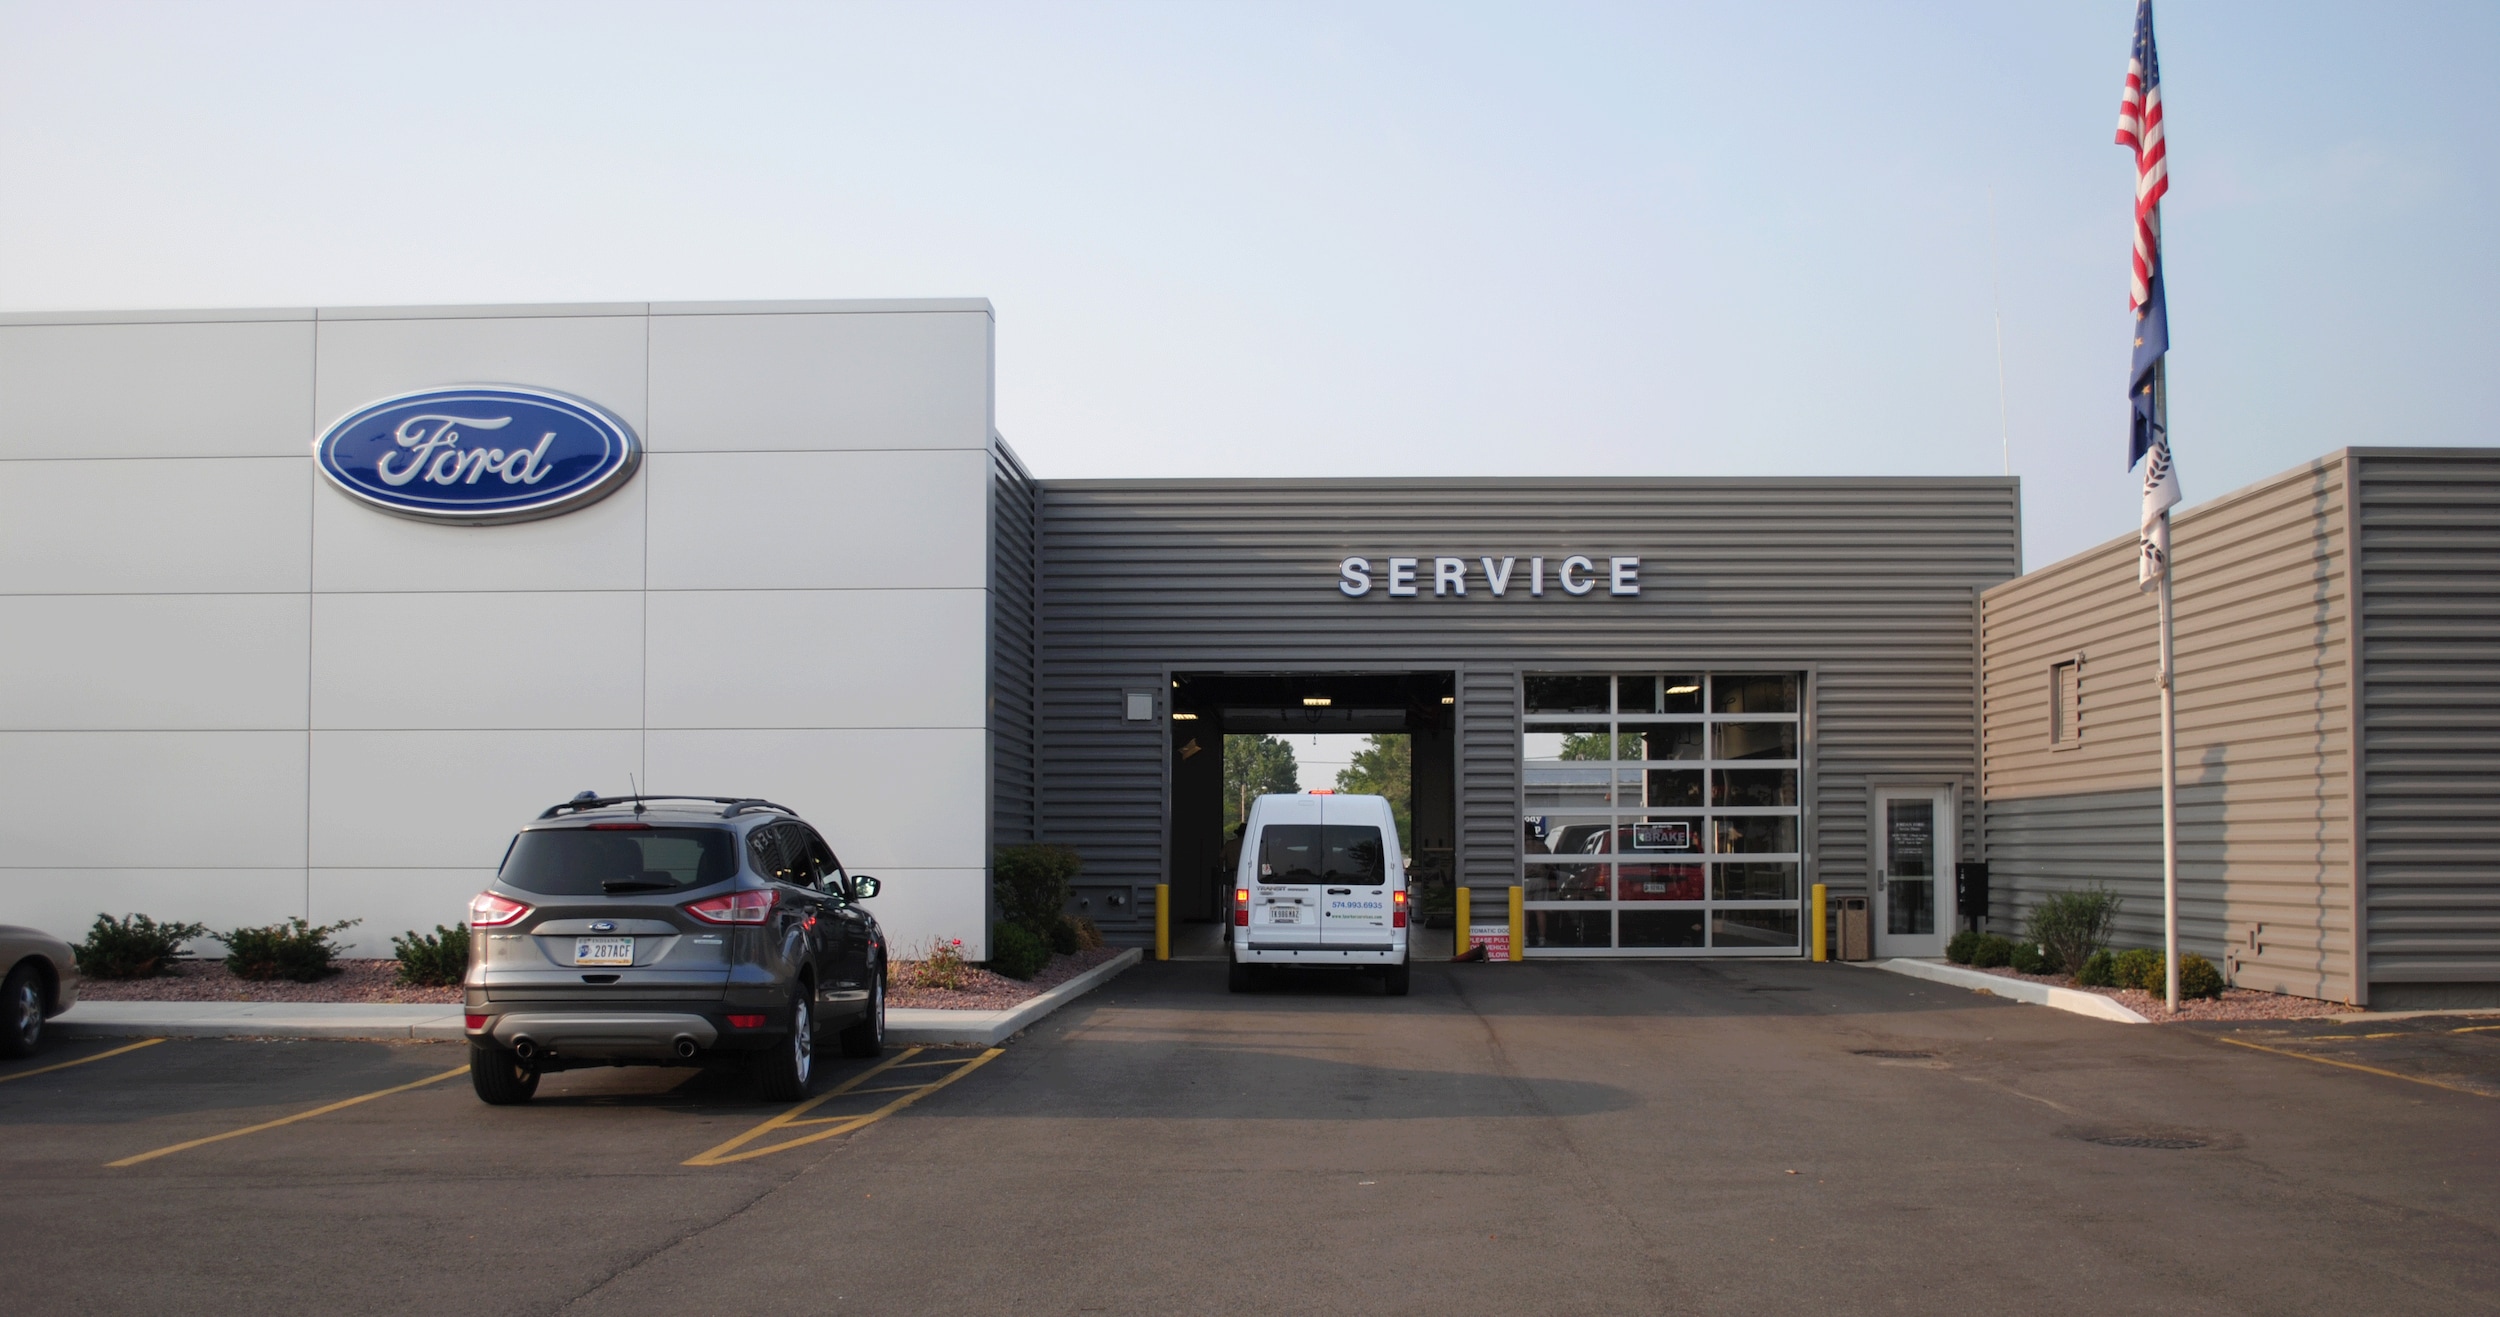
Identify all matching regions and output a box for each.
[1307,788,1335,795]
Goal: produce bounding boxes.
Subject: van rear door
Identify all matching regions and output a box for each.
[1244,799,1321,945]
[1315,800,1396,947]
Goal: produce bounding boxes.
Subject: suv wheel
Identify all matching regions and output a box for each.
[3,963,44,1058]
[838,970,885,1058]
[469,1039,540,1105]
[749,988,813,1101]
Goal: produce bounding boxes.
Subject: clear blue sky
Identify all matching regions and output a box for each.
[2,1,2490,568]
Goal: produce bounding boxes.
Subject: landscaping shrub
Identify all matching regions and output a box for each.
[1046,917,1081,956]
[993,843,1083,948]
[2076,949,2119,987]
[1970,934,2014,969]
[1945,930,1981,965]
[2112,947,2164,993]
[2178,953,2225,1000]
[222,917,359,983]
[2008,941,2049,975]
[2025,885,2123,975]
[988,921,1050,982]
[73,913,206,979]
[1070,917,1105,952]
[391,924,469,988]
[907,937,973,991]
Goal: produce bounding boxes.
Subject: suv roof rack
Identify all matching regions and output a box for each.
[536,793,798,820]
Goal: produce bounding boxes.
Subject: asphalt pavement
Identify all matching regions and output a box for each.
[3,957,2494,1316]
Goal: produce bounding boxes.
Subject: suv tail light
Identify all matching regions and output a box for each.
[469,892,532,928]
[1234,887,1250,927]
[1393,891,1409,929]
[684,888,778,925]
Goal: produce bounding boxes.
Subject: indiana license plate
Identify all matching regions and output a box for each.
[1267,906,1301,923]
[575,937,634,966]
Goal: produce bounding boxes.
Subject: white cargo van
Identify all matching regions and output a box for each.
[1229,792,1410,995]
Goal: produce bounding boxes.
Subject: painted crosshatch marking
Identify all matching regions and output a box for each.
[1521,673,1804,954]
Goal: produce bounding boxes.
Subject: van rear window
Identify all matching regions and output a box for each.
[1257,825,1388,885]
[499,827,738,895]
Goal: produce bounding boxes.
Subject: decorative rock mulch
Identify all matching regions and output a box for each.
[889,946,1124,1010]
[74,959,461,1005]
[1965,964,2343,1022]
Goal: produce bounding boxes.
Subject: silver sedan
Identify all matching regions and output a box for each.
[1,925,80,1058]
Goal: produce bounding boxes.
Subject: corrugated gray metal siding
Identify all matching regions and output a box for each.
[988,439,1039,849]
[2356,449,2500,997]
[1980,454,2358,1000]
[1035,478,2019,933]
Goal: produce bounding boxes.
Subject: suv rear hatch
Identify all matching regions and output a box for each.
[480,822,740,998]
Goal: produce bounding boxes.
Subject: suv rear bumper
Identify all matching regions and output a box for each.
[465,999,793,1066]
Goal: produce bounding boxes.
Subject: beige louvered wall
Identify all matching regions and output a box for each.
[1981,453,2358,1001]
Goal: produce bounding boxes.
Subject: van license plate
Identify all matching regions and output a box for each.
[575,937,634,966]
[1268,907,1301,924]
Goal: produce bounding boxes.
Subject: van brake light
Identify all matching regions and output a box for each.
[1393,890,1409,929]
[469,892,532,928]
[1234,886,1250,927]
[685,888,778,925]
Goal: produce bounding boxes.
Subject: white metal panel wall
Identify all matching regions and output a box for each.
[0,301,999,958]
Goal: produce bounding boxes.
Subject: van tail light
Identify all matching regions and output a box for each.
[1393,891,1409,929]
[469,892,532,928]
[1234,887,1250,927]
[684,888,778,925]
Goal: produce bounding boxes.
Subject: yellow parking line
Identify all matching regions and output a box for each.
[686,1047,1003,1166]
[107,1064,471,1168]
[2452,1024,2500,1034]
[2215,1037,2487,1098]
[0,1037,163,1084]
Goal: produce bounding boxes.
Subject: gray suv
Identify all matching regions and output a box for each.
[464,794,888,1105]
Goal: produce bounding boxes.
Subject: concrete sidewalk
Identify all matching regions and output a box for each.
[52,948,1142,1048]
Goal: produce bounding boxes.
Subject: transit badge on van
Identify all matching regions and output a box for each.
[315,385,641,525]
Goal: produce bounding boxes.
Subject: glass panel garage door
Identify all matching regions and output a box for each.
[1521,672,1803,955]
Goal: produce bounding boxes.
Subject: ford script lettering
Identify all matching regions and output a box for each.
[315,386,641,525]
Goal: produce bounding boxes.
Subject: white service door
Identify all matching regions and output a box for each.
[1873,787,1953,959]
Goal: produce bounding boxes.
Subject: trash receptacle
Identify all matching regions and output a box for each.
[1835,897,1871,962]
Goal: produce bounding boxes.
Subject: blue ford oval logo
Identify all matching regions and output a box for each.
[315,385,640,524]
[588,921,616,933]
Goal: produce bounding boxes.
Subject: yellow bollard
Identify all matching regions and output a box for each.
[1455,887,1471,957]
[1154,883,1169,961]
[1811,883,1828,962]
[1508,885,1525,962]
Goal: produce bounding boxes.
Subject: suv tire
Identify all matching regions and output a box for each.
[749,988,813,1101]
[1227,959,1253,993]
[837,970,885,1058]
[1382,959,1411,997]
[3,962,45,1058]
[470,1039,540,1105]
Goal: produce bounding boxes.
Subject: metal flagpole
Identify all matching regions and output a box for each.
[2154,356,2179,1014]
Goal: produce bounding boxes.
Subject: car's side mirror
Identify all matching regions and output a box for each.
[850,875,881,900]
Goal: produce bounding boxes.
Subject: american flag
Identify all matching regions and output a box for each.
[2118,0,2179,587]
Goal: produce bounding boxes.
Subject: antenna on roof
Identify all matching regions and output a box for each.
[628,774,645,815]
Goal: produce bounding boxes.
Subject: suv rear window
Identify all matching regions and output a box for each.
[1257,825,1388,885]
[499,826,738,895]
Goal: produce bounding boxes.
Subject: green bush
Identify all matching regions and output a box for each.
[1046,917,1081,956]
[2076,949,2118,987]
[2009,941,2049,975]
[2025,885,2124,975]
[1970,934,2014,969]
[993,843,1083,948]
[2179,953,2225,1000]
[988,921,1050,982]
[223,917,359,983]
[391,924,470,988]
[2112,947,2164,993]
[73,913,207,979]
[1945,930,1981,965]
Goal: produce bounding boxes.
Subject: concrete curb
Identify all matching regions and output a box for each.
[887,947,1142,1047]
[1866,957,2151,1024]
[52,947,1147,1048]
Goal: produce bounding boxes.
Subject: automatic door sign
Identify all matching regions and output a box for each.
[315,385,642,525]
[1468,924,1510,959]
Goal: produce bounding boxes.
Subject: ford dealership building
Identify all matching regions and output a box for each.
[2,299,2492,1004]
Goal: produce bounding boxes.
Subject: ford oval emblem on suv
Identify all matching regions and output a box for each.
[315,385,641,525]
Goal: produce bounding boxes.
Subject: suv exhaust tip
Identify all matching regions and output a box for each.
[511,1037,540,1063]
[672,1037,699,1060]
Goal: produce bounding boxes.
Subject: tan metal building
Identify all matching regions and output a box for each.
[1979,447,2500,1008]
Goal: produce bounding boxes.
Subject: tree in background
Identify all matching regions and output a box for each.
[1335,733,1413,853]
[1557,731,1613,760]
[1223,734,1299,835]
